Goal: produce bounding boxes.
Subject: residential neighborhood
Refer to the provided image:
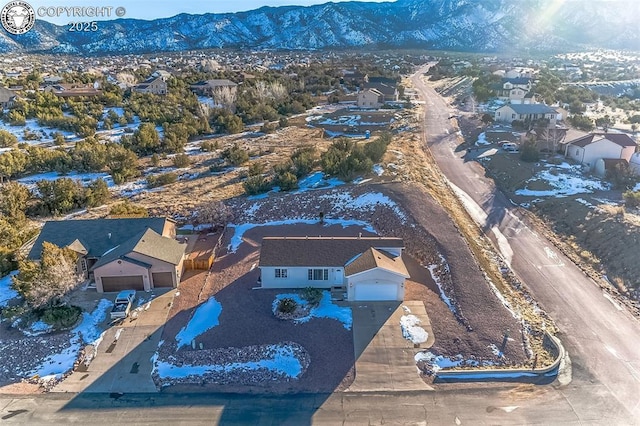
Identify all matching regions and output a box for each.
[0,27,639,425]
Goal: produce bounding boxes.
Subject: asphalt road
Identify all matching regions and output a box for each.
[411,65,640,423]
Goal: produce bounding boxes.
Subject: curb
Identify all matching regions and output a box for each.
[434,332,565,381]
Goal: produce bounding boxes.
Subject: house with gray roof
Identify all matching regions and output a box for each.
[259,236,409,301]
[28,217,185,292]
[494,103,559,125]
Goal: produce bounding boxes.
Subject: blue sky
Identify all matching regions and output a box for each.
[27,0,393,24]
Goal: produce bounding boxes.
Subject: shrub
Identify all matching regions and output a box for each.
[222,144,249,166]
[607,163,639,190]
[302,287,323,307]
[147,172,178,188]
[243,175,272,195]
[173,153,191,168]
[277,298,297,314]
[519,140,539,162]
[623,191,640,209]
[40,305,82,329]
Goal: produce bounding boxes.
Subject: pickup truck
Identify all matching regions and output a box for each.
[110,290,136,320]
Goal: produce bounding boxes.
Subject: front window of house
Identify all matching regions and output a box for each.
[275,268,288,278]
[308,268,329,280]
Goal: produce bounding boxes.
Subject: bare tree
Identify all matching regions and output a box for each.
[194,201,234,230]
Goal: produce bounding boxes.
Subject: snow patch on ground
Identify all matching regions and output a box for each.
[372,164,384,176]
[175,297,222,348]
[273,292,352,330]
[427,262,456,314]
[155,344,303,379]
[400,312,428,344]
[516,163,610,197]
[475,132,491,146]
[0,270,19,307]
[320,191,406,220]
[29,298,112,378]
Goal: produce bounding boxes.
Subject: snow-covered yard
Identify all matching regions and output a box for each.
[273,292,352,330]
[516,162,610,198]
[152,341,310,388]
[175,296,222,348]
[0,271,19,307]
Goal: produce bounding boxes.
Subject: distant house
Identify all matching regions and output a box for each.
[564,133,637,171]
[493,77,533,101]
[190,79,237,107]
[362,81,398,103]
[28,218,186,293]
[495,103,558,125]
[132,76,167,95]
[258,236,409,302]
[357,88,383,109]
[0,87,17,109]
[43,83,102,98]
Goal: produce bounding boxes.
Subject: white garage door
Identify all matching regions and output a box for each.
[354,283,398,301]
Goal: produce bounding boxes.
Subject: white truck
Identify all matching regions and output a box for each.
[110,290,136,320]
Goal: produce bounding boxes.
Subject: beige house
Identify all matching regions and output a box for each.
[495,103,558,126]
[357,88,383,109]
[564,133,638,171]
[133,76,167,95]
[0,87,17,109]
[259,236,409,301]
[28,217,185,293]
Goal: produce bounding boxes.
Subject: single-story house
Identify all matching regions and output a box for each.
[362,82,398,103]
[0,87,17,109]
[258,236,409,301]
[494,103,558,125]
[564,132,637,170]
[27,217,185,293]
[357,88,383,109]
[43,83,102,98]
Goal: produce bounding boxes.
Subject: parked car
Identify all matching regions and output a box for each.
[502,142,519,152]
[110,290,136,320]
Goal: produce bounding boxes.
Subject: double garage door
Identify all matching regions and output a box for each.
[353,282,399,301]
[101,275,144,292]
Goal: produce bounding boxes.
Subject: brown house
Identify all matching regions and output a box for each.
[43,83,102,98]
[28,217,185,293]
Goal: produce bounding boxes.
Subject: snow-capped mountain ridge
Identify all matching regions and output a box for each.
[2,0,639,54]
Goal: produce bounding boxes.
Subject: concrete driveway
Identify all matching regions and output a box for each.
[52,289,175,394]
[347,300,434,392]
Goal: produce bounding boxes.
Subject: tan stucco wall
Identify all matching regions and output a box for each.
[94,259,150,292]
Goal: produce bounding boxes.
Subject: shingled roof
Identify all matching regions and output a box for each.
[568,132,637,148]
[28,217,170,260]
[344,247,409,277]
[259,237,404,268]
[91,228,185,270]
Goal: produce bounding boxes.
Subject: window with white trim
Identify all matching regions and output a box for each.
[275,268,288,278]
[308,268,329,280]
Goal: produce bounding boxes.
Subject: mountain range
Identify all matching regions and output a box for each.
[1,0,639,54]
